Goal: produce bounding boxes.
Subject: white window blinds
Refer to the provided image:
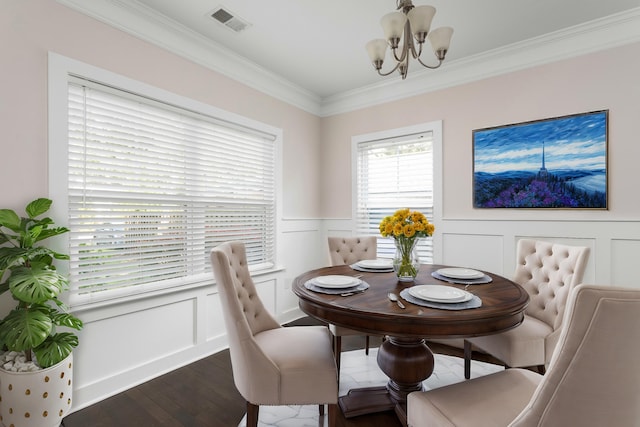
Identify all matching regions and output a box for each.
[355,132,434,262]
[66,80,276,306]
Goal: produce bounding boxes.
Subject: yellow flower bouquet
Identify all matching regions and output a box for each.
[379,208,435,281]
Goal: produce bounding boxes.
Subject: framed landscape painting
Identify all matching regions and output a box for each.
[473,110,608,209]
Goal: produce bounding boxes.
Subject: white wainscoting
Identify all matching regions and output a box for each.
[610,238,640,286]
[277,218,328,323]
[72,283,225,410]
[70,218,325,412]
[439,219,640,288]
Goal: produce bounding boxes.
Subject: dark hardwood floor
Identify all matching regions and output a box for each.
[63,318,400,427]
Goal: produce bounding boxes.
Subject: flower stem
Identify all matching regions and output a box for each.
[395,237,418,278]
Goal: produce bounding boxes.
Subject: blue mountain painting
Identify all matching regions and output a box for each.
[473,111,607,209]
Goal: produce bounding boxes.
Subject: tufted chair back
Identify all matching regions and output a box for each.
[514,239,590,331]
[328,236,377,266]
[210,241,280,401]
[461,239,591,377]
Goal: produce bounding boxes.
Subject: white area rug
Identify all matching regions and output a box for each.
[238,348,503,426]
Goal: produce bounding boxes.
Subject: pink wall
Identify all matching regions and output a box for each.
[320,43,640,220]
[2,1,640,222]
[0,0,322,217]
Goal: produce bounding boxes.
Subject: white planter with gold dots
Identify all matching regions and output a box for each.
[0,353,73,427]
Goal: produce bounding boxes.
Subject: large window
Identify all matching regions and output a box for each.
[353,123,441,262]
[49,55,279,307]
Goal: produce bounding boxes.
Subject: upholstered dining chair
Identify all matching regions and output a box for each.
[210,241,338,427]
[327,236,380,372]
[328,236,378,266]
[463,239,590,378]
[430,239,590,379]
[407,284,640,427]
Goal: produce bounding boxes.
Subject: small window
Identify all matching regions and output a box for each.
[354,125,438,262]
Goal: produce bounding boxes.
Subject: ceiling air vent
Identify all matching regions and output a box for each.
[210,6,251,33]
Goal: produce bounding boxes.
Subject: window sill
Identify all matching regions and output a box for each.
[69,264,285,314]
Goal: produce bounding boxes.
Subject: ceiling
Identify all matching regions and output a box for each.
[60,0,640,113]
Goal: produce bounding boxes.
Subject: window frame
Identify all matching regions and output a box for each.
[351,121,442,261]
[48,53,283,309]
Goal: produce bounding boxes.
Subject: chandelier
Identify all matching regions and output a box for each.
[366,0,453,79]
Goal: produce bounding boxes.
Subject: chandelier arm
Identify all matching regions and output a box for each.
[391,45,408,63]
[391,19,412,63]
[415,55,444,69]
[391,19,414,79]
[411,40,424,59]
[376,61,403,77]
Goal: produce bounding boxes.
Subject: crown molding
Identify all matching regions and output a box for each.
[57,1,640,117]
[320,7,640,116]
[56,0,323,115]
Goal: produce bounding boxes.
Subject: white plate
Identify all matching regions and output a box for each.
[436,268,484,280]
[409,285,473,303]
[356,259,394,269]
[312,275,361,289]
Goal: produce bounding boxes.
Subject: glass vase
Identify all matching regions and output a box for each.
[393,237,420,282]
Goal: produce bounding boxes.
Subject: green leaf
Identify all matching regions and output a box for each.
[0,231,14,245]
[25,198,52,218]
[29,253,53,268]
[34,217,54,227]
[0,247,28,271]
[33,332,78,368]
[29,224,43,241]
[21,226,34,247]
[34,226,70,243]
[51,311,83,331]
[0,306,52,352]
[8,265,67,303]
[51,252,70,261]
[0,209,21,232]
[1,248,61,272]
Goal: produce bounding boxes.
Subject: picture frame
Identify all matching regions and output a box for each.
[473,110,608,209]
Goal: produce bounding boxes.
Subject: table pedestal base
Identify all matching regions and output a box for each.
[338,337,434,425]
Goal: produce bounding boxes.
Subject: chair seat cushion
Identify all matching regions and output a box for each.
[407,368,542,427]
[468,314,553,368]
[254,325,337,405]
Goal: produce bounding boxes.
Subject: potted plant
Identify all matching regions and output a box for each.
[0,198,82,427]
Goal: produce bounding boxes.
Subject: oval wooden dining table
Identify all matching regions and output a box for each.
[292,263,529,426]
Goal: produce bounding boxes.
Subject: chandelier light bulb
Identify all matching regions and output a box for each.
[407,5,435,42]
[366,39,389,68]
[381,11,407,48]
[428,26,454,59]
